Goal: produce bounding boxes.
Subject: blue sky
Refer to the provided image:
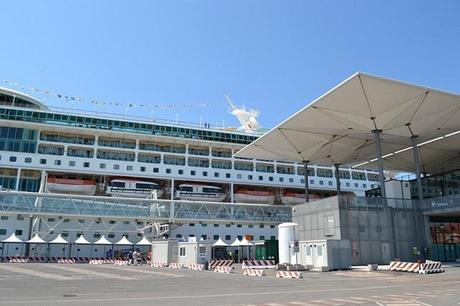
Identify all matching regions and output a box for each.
[1,1,459,129]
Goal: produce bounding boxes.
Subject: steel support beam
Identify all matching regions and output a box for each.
[373,130,386,198]
[303,160,310,202]
[334,164,341,196]
[411,136,424,200]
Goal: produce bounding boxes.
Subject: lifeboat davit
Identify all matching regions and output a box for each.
[46,177,97,196]
[175,184,226,202]
[106,179,163,198]
[233,189,275,204]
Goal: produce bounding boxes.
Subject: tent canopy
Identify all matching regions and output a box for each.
[26,234,46,244]
[212,238,229,247]
[115,236,133,245]
[235,72,460,171]
[49,234,68,244]
[2,233,23,243]
[135,236,151,246]
[93,235,112,245]
[73,235,91,245]
[239,237,255,246]
[230,238,241,247]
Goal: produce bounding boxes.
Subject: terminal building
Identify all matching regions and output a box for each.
[236,72,460,264]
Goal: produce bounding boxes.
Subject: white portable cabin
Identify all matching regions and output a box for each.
[178,241,213,266]
[299,239,351,270]
[151,240,178,264]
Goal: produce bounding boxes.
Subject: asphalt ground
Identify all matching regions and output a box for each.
[0,263,459,306]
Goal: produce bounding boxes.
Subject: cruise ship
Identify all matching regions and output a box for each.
[0,87,380,257]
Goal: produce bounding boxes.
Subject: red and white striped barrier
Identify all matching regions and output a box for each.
[114,260,129,265]
[276,271,302,279]
[243,269,265,277]
[389,261,420,273]
[73,257,90,263]
[89,258,116,265]
[8,257,29,263]
[169,263,184,269]
[242,260,276,269]
[209,259,233,270]
[188,263,205,270]
[151,261,168,268]
[419,260,444,274]
[28,257,46,263]
[57,258,75,264]
[214,266,233,273]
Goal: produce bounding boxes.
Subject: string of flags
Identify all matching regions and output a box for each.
[2,80,214,110]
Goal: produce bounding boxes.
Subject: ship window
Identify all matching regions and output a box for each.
[202,187,222,193]
[310,179,314,184]
[203,171,207,176]
[166,168,171,174]
[140,166,146,172]
[25,157,32,163]
[176,234,182,239]
[269,176,273,181]
[317,168,333,178]
[47,218,55,222]
[113,164,120,170]
[363,183,367,188]
[236,224,242,228]
[127,165,133,171]
[201,223,207,227]
[270,225,275,229]
[83,162,90,168]
[153,167,159,173]
[259,224,264,228]
[0,216,8,220]
[40,158,46,164]
[339,170,351,179]
[200,236,207,242]
[258,176,263,181]
[226,173,230,178]
[111,181,125,188]
[54,160,61,165]
[180,186,194,192]
[190,170,196,176]
[69,161,76,167]
[279,177,284,182]
[213,224,219,227]
[328,181,333,186]
[248,175,253,180]
[17,215,24,221]
[352,171,367,181]
[136,183,157,190]
[346,182,350,187]
[9,156,17,162]
[319,180,324,185]
[289,178,294,183]
[354,183,358,187]
[189,223,195,226]
[178,169,183,175]
[214,172,219,177]
[237,174,242,179]
[100,163,106,169]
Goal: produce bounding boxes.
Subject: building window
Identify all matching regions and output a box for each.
[259,224,264,228]
[25,157,32,163]
[237,235,243,240]
[201,234,207,240]
[83,162,90,168]
[259,236,265,240]
[359,225,366,232]
[201,223,207,227]
[9,156,17,162]
[225,235,231,240]
[189,223,195,227]
[213,235,219,240]
[176,234,183,239]
[47,218,55,222]
[0,216,8,220]
[270,236,276,240]
[54,160,61,165]
[0,229,7,235]
[61,232,69,238]
[270,225,275,229]
[199,246,206,256]
[225,224,231,228]
[17,215,24,221]
[179,247,186,256]
[69,160,76,167]
[94,233,101,238]
[15,229,23,236]
[213,224,219,227]
[237,224,242,228]
[108,233,115,238]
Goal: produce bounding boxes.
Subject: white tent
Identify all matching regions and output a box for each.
[2,233,23,243]
[213,238,229,247]
[49,234,68,244]
[230,238,241,247]
[26,234,46,244]
[115,236,133,245]
[239,237,255,246]
[73,235,90,245]
[93,235,112,245]
[135,236,151,246]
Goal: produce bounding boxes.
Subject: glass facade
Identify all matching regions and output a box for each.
[411,170,460,199]
[0,126,37,153]
[0,107,257,145]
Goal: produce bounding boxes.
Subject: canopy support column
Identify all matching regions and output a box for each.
[411,136,424,200]
[372,130,386,198]
[303,161,310,202]
[334,164,341,196]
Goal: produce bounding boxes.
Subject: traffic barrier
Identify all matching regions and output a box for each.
[28,256,46,263]
[114,260,129,265]
[209,259,233,270]
[389,261,420,273]
[8,257,29,263]
[419,260,444,274]
[169,263,184,269]
[151,261,168,268]
[89,258,116,264]
[188,263,205,270]
[74,257,90,263]
[214,266,233,273]
[243,269,265,277]
[242,260,276,269]
[276,271,302,279]
[57,258,75,264]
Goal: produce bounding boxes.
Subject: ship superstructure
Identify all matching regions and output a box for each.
[0,87,381,257]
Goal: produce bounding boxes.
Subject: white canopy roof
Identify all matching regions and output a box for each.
[26,234,46,244]
[73,235,91,245]
[49,234,68,244]
[93,235,112,245]
[2,233,23,243]
[230,238,242,247]
[135,236,151,246]
[212,238,229,247]
[235,72,460,168]
[239,237,255,246]
[115,236,133,245]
